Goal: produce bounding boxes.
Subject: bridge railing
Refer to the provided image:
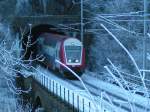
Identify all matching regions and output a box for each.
[32,72,101,112]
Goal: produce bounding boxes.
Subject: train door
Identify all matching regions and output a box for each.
[55,42,61,69]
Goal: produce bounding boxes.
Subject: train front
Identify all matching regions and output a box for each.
[60,38,85,77]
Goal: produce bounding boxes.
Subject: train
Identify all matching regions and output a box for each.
[36,32,85,78]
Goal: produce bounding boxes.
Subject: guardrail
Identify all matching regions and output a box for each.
[30,58,129,112]
[32,73,99,112]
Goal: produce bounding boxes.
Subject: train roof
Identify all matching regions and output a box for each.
[39,33,69,40]
[38,32,83,47]
[39,32,80,42]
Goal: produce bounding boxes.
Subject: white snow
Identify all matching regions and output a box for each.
[31,66,136,112]
[82,73,150,112]
[29,65,150,112]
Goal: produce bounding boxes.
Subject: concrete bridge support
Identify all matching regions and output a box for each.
[16,75,74,112]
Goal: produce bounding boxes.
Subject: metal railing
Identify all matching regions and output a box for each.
[32,71,99,112]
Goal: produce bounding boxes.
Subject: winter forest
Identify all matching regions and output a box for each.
[0,0,150,112]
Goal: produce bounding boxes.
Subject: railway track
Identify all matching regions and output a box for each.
[36,66,150,112]
[65,75,150,112]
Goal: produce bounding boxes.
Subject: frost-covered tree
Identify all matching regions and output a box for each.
[0,23,35,111]
[15,0,32,16]
[86,0,148,74]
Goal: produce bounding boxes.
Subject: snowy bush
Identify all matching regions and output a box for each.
[16,0,32,15]
[0,23,43,112]
[84,2,150,111]
[86,0,150,78]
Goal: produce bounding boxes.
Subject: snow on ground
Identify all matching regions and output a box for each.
[32,66,131,112]
[35,66,82,91]
[82,72,150,112]
[82,73,150,105]
[32,66,150,112]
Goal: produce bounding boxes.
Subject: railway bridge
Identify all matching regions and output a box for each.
[15,65,150,112]
[16,67,98,112]
[17,74,75,112]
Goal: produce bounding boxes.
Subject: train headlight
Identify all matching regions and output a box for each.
[68,59,72,63]
[75,59,79,63]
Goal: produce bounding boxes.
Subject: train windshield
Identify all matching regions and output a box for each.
[65,46,82,64]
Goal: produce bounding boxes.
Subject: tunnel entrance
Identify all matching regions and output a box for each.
[22,24,65,61]
[25,24,65,39]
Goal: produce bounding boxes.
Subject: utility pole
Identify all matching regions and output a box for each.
[42,0,47,14]
[143,0,147,77]
[81,0,84,43]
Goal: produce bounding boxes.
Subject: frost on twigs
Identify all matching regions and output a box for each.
[102,24,150,111]
[0,23,45,94]
[0,23,38,111]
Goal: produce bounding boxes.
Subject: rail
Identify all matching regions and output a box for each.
[30,60,127,112]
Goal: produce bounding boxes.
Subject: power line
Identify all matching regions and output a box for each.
[80,0,84,43]
[143,0,147,77]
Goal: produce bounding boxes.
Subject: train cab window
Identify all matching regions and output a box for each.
[65,46,82,63]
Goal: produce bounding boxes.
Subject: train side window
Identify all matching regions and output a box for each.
[44,37,56,48]
[44,37,51,45]
[56,42,60,59]
[38,37,44,44]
